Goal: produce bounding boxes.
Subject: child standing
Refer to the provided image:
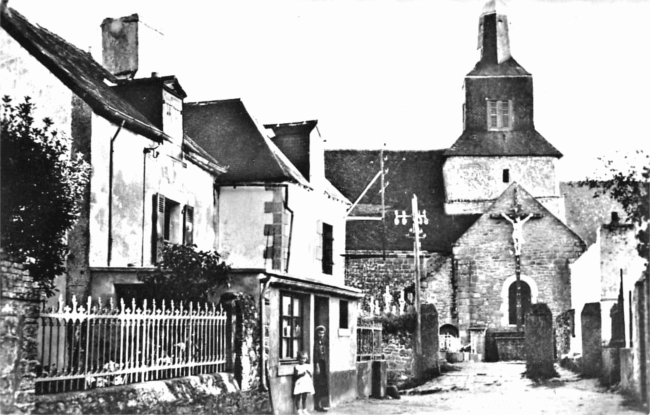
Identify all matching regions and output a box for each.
[293,351,315,415]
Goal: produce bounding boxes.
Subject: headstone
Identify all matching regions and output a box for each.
[419,303,440,376]
[524,303,557,379]
[581,302,602,378]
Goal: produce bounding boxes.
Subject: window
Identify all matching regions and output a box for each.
[281,292,304,360]
[322,223,333,275]
[152,193,194,263]
[339,300,349,329]
[508,281,531,325]
[503,169,510,183]
[487,100,512,130]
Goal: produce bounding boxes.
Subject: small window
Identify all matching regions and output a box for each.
[281,292,305,360]
[322,223,333,275]
[503,169,510,183]
[163,199,181,243]
[487,100,512,130]
[339,300,349,329]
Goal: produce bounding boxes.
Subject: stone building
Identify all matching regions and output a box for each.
[325,0,641,358]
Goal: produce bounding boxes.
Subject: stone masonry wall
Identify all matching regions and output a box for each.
[453,185,585,343]
[346,252,455,326]
[0,250,43,414]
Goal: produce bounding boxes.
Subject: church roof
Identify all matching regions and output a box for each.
[560,182,627,247]
[444,130,563,157]
[325,150,479,253]
[466,57,531,77]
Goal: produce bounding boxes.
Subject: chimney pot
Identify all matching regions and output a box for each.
[611,212,620,224]
[151,71,158,78]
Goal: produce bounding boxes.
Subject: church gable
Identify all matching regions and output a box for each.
[452,183,585,332]
[454,183,585,254]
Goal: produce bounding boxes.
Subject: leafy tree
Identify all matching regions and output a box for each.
[578,151,649,260]
[1,96,90,296]
[138,243,231,303]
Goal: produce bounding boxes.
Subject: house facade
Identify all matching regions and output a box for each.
[185,102,363,413]
[0,9,226,305]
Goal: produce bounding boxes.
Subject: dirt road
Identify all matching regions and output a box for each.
[329,361,645,415]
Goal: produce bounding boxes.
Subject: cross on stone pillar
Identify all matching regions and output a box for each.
[490,189,543,331]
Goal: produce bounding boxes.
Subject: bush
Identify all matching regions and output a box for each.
[1,96,90,296]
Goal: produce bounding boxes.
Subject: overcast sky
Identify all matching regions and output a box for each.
[9,0,650,180]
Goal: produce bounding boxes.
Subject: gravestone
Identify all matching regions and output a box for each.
[581,302,603,378]
[524,303,557,378]
[420,303,440,376]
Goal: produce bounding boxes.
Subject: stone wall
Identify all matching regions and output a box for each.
[383,333,414,384]
[0,250,43,414]
[453,185,585,342]
[33,373,271,415]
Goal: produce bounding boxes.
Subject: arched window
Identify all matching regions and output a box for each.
[508,281,531,325]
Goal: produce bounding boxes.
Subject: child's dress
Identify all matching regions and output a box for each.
[293,363,315,395]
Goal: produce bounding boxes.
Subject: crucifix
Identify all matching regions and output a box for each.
[490,188,543,331]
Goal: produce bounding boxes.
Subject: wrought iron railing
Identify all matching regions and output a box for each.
[356,320,383,361]
[36,295,230,394]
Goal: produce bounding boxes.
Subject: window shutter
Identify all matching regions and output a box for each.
[152,193,165,263]
[487,100,497,129]
[315,220,323,260]
[183,205,194,246]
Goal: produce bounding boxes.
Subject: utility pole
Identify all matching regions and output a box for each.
[395,194,428,377]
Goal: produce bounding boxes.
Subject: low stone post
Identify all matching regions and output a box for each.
[524,303,556,379]
[581,302,602,378]
[419,303,440,376]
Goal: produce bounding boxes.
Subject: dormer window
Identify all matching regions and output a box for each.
[503,169,510,183]
[487,100,512,130]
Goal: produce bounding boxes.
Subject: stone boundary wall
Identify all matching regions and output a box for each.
[1,250,43,414]
[383,334,413,384]
[33,373,271,414]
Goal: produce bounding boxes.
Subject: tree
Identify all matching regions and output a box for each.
[1,96,90,296]
[138,243,231,303]
[578,151,649,260]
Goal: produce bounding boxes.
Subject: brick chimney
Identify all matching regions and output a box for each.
[101,14,140,79]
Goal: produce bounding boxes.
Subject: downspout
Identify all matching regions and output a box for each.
[107,120,125,266]
[259,275,273,392]
[283,185,294,273]
[141,145,160,266]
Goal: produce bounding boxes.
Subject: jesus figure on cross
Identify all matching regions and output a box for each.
[501,212,533,255]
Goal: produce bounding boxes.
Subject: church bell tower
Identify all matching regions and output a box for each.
[442,0,565,221]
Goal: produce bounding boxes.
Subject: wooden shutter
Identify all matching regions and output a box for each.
[487,100,497,129]
[183,205,194,246]
[152,193,165,263]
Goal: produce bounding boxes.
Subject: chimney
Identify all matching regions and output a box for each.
[264,121,322,184]
[610,212,620,225]
[101,14,140,79]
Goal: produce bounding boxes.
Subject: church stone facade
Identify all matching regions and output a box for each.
[325,1,597,354]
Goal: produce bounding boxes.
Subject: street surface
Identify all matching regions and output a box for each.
[329,361,645,415]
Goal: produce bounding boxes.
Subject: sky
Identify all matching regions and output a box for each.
[7,0,650,181]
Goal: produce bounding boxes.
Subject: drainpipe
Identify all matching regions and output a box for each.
[107,121,125,266]
[259,275,273,391]
[141,145,160,266]
[282,186,294,273]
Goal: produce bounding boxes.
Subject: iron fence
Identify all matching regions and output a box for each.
[356,320,383,361]
[36,295,230,394]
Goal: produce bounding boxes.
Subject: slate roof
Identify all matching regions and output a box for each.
[444,130,563,157]
[325,150,479,253]
[560,182,626,247]
[184,99,310,187]
[466,57,531,77]
[0,6,169,143]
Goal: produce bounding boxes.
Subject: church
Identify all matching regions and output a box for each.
[325,0,633,359]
